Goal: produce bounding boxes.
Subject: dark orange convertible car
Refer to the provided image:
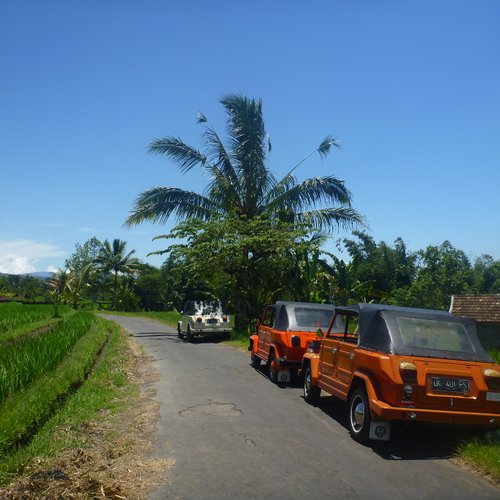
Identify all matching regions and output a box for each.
[302,303,500,442]
[249,301,342,384]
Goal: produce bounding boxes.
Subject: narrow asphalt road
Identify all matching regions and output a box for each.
[101,315,499,500]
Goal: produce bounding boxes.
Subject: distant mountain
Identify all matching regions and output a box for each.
[24,272,54,280]
[0,272,54,280]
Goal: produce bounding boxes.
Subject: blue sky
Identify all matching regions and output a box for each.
[1,1,499,274]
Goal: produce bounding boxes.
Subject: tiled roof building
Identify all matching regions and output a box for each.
[450,294,500,350]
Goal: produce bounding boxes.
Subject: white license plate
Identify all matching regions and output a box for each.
[486,392,500,402]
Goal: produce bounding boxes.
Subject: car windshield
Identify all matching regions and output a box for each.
[294,307,340,330]
[397,316,475,353]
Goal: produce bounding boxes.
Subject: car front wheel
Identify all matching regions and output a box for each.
[177,324,184,339]
[348,387,371,443]
[303,365,320,403]
[186,325,193,342]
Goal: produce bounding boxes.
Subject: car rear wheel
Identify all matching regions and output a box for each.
[186,325,193,342]
[268,352,278,383]
[348,387,371,443]
[250,351,261,368]
[303,365,320,403]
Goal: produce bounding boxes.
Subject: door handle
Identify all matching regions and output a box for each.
[332,347,338,353]
[349,352,355,360]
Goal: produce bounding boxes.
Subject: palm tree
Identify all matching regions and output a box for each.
[94,239,139,309]
[125,94,363,232]
[47,268,71,317]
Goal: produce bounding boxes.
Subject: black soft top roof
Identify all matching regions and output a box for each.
[335,303,492,362]
[270,301,335,332]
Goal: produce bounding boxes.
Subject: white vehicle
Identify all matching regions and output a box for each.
[177,300,231,341]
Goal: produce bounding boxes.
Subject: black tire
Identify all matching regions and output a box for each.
[290,368,300,385]
[250,351,261,368]
[268,351,278,383]
[303,365,321,403]
[177,324,184,339]
[186,324,193,343]
[348,387,371,443]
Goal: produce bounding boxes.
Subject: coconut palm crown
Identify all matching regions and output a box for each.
[125,94,363,232]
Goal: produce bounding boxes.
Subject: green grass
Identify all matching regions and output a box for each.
[457,432,500,480]
[455,349,500,480]
[488,350,500,364]
[0,315,110,459]
[0,303,71,340]
[104,310,181,327]
[0,317,133,485]
[224,330,250,350]
[0,311,95,402]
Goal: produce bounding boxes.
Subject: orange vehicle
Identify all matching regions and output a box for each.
[249,301,342,384]
[302,303,500,442]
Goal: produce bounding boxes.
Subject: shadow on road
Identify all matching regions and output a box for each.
[310,396,478,461]
[133,331,181,341]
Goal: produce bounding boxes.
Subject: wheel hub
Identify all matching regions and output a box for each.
[352,398,365,430]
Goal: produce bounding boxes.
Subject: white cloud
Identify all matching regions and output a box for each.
[0,255,36,274]
[0,240,67,274]
[46,265,59,273]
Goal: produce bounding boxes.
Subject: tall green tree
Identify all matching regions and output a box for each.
[47,268,71,316]
[94,239,139,309]
[389,241,471,310]
[65,237,107,305]
[125,94,363,330]
[471,255,500,293]
[125,95,363,230]
[343,231,416,298]
[154,216,314,330]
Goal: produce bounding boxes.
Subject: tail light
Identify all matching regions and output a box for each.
[222,316,228,322]
[306,340,321,354]
[484,368,500,390]
[291,335,300,347]
[196,317,202,323]
[399,362,418,384]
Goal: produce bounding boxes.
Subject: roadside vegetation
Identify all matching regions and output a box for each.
[0,305,129,486]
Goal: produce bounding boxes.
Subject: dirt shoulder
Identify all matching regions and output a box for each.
[0,335,172,499]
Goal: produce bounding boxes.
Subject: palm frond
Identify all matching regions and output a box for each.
[148,136,207,173]
[220,94,273,212]
[295,207,366,232]
[318,135,341,159]
[124,187,221,227]
[266,176,352,215]
[275,135,341,190]
[204,166,242,213]
[196,112,207,123]
[202,126,239,187]
[264,171,297,205]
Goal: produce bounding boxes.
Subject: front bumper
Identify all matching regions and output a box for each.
[370,399,500,426]
[276,357,302,368]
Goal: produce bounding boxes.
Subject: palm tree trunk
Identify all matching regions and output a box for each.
[112,271,118,310]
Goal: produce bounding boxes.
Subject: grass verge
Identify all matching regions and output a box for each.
[455,349,500,482]
[105,310,181,327]
[457,432,500,482]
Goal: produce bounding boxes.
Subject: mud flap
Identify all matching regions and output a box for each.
[277,369,291,383]
[369,421,391,441]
